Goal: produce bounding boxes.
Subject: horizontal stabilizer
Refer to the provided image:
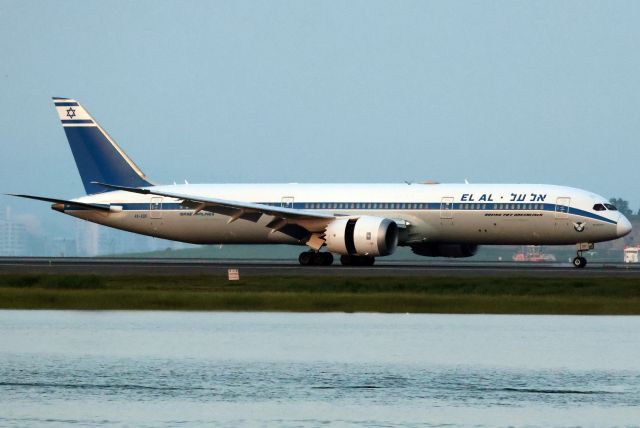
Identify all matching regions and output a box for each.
[8,194,111,211]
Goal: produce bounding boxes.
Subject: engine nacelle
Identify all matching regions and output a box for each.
[410,243,479,258]
[325,216,399,257]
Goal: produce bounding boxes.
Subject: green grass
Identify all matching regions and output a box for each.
[1,274,640,314]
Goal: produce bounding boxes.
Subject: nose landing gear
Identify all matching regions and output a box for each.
[572,243,594,268]
[298,251,334,266]
[572,255,587,268]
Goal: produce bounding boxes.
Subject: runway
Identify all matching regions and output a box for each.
[1,257,640,277]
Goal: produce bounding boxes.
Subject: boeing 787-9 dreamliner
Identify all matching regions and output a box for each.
[11,98,632,267]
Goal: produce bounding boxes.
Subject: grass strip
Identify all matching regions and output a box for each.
[0,274,639,314]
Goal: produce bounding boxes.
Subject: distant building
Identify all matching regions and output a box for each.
[75,221,100,256]
[96,225,193,255]
[0,207,29,256]
[48,237,77,257]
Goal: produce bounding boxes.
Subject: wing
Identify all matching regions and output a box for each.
[92,182,335,239]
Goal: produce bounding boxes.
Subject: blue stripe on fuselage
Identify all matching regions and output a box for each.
[62,201,618,224]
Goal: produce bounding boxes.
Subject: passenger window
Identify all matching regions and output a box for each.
[604,204,617,211]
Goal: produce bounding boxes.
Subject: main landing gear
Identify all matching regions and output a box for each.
[298,251,334,266]
[340,255,375,266]
[297,252,376,266]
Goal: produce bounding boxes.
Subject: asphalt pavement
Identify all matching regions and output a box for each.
[0,257,638,277]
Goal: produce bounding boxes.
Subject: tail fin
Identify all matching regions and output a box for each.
[53,97,153,194]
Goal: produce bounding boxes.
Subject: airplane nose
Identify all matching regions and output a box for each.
[617,215,632,237]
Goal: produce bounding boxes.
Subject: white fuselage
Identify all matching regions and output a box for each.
[65,183,629,247]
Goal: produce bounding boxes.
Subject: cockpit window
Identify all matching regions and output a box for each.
[593,204,606,211]
[605,203,618,211]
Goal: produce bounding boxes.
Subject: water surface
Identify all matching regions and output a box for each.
[1,311,639,427]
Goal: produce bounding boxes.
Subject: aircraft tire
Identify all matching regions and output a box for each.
[572,256,587,268]
[340,255,352,266]
[322,252,334,266]
[299,252,313,266]
[312,252,327,266]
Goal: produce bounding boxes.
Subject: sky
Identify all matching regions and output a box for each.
[1,1,639,235]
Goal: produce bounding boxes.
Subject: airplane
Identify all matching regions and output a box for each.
[11,97,632,268]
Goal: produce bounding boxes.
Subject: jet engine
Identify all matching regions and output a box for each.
[325,216,398,257]
[410,243,479,258]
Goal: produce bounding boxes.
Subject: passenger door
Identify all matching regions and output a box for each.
[440,197,454,219]
[150,197,163,230]
[555,197,571,219]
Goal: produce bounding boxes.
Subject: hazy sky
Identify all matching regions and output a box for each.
[1,1,640,234]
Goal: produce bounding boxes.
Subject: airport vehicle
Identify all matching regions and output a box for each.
[512,246,556,263]
[12,98,632,267]
[624,246,639,263]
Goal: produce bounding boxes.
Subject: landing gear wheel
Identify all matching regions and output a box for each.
[340,255,352,266]
[321,252,334,266]
[299,251,334,266]
[572,256,587,268]
[299,252,312,266]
